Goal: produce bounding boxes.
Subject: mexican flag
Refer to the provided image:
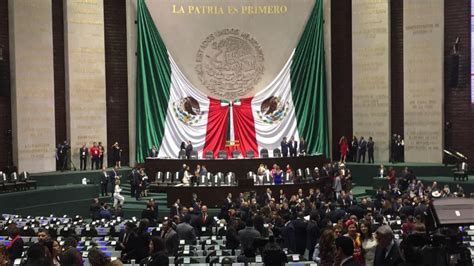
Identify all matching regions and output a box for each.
[135,0,328,162]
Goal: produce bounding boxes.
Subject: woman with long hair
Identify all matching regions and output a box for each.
[144,236,169,266]
[339,136,349,163]
[360,219,377,266]
[312,228,336,266]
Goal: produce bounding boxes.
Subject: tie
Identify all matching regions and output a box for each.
[202,214,206,224]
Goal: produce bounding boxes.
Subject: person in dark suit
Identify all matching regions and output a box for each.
[176,214,196,242]
[336,236,362,266]
[118,222,137,256]
[142,202,158,227]
[374,225,402,266]
[367,137,375,163]
[299,137,307,155]
[280,137,289,157]
[185,141,193,159]
[79,144,88,171]
[238,217,261,252]
[289,136,298,157]
[160,220,179,256]
[59,140,70,171]
[292,212,307,256]
[279,216,296,253]
[357,136,367,163]
[306,211,320,260]
[100,167,109,196]
[197,205,213,230]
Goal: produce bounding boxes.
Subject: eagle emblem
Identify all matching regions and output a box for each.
[173,96,203,125]
[256,96,289,124]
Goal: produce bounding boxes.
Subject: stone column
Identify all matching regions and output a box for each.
[9,0,56,173]
[64,0,107,169]
[323,0,332,160]
[352,0,391,162]
[126,0,138,166]
[404,0,444,163]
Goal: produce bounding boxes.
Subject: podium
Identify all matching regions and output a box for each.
[225,140,241,158]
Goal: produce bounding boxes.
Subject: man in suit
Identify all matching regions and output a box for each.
[79,144,88,171]
[100,167,109,196]
[306,211,320,261]
[289,136,298,157]
[281,137,289,157]
[198,205,213,230]
[161,220,179,256]
[238,217,261,252]
[336,236,362,266]
[299,137,307,156]
[357,136,367,163]
[374,225,402,266]
[176,214,196,242]
[118,222,137,259]
[367,137,375,163]
[292,212,307,256]
[185,141,193,159]
[279,215,296,253]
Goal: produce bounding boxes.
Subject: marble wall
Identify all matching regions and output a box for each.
[352,0,391,162]
[9,0,56,172]
[64,0,107,168]
[404,0,444,163]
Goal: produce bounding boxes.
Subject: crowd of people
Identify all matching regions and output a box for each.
[163,161,468,265]
[0,218,168,265]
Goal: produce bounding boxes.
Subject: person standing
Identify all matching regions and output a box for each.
[339,136,349,163]
[60,140,70,171]
[367,137,375,164]
[113,180,124,208]
[100,167,109,196]
[111,142,122,168]
[357,137,367,163]
[350,136,358,162]
[289,136,298,157]
[90,142,100,170]
[281,137,289,157]
[149,145,159,158]
[98,142,105,169]
[185,141,193,159]
[79,144,88,171]
[299,137,307,156]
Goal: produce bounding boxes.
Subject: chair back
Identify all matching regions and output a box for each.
[232,150,241,159]
[246,150,255,159]
[178,150,186,159]
[10,172,18,182]
[260,148,269,158]
[284,172,291,183]
[174,171,181,183]
[156,172,164,183]
[164,172,172,183]
[460,162,468,171]
[205,150,213,160]
[273,148,281,157]
[218,150,227,159]
[190,150,198,159]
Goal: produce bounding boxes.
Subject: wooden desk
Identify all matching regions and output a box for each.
[145,155,328,182]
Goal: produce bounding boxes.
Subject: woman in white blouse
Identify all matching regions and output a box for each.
[113,179,125,207]
[182,166,192,185]
[360,220,377,266]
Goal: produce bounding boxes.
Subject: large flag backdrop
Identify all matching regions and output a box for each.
[135,0,328,162]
